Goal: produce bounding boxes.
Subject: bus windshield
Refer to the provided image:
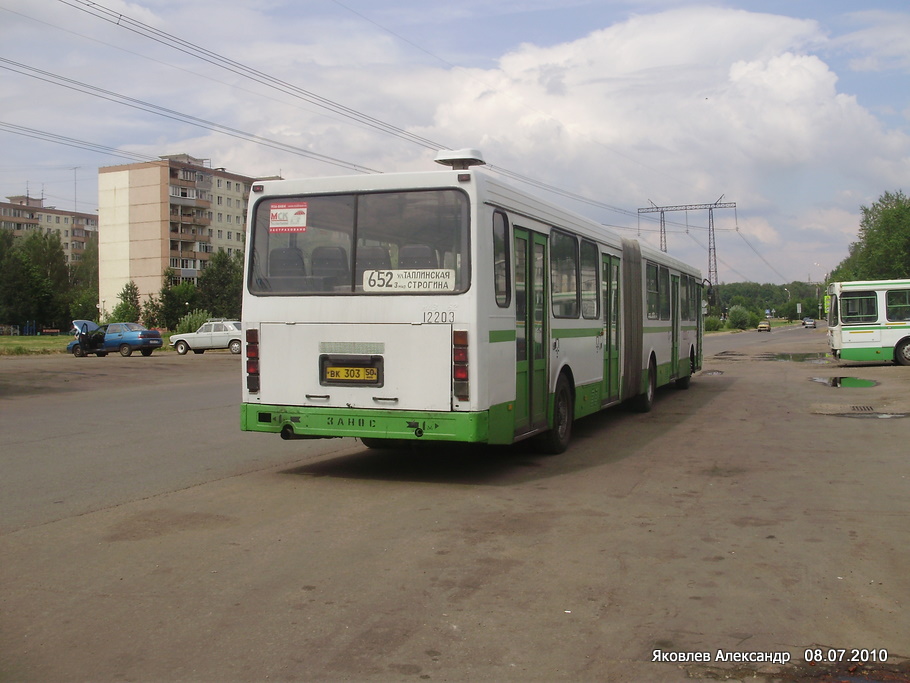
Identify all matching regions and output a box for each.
[248,189,470,295]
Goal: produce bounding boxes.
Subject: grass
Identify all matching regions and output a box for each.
[0,335,69,355]
[0,334,175,356]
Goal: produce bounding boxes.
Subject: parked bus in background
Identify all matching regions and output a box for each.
[827,279,910,365]
[240,149,704,453]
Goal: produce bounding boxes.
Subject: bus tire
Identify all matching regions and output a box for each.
[675,351,694,390]
[361,438,405,449]
[539,375,573,455]
[895,339,910,366]
[633,357,657,413]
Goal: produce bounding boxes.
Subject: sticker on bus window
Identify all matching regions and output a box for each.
[362,269,456,292]
[268,202,308,233]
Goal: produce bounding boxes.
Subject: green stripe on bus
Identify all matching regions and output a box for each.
[552,328,602,339]
[489,329,516,343]
[241,403,495,442]
[838,347,894,362]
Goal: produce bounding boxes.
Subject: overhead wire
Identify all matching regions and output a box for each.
[9,0,784,280]
[0,121,157,163]
[0,58,380,174]
[56,0,446,153]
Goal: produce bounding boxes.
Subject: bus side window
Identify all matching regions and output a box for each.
[886,290,910,321]
[493,212,511,307]
[269,247,306,277]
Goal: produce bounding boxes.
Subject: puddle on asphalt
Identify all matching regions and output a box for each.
[701,370,724,376]
[834,412,908,419]
[809,377,879,388]
[759,352,832,363]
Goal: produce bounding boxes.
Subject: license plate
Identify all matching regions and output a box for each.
[324,366,378,382]
[320,354,383,386]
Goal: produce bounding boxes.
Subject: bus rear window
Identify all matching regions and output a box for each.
[840,291,877,324]
[248,189,469,295]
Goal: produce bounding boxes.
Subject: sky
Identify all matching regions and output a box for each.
[2,0,909,285]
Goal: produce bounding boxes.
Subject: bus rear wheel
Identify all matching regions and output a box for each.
[895,339,910,366]
[538,375,573,455]
[633,357,657,413]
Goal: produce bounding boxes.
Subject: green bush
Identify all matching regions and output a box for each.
[176,308,212,334]
[727,305,751,330]
[704,316,723,332]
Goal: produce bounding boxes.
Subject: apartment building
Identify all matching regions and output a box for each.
[98,154,254,314]
[0,195,98,264]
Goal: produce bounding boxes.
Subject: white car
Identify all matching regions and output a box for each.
[170,320,243,355]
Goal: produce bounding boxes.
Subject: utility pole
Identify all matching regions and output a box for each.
[638,196,736,286]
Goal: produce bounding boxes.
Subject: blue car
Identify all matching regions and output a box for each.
[68,320,163,357]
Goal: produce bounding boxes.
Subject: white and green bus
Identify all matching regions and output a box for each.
[240,150,703,453]
[827,279,910,365]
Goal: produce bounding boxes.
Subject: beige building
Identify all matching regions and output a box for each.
[0,195,98,264]
[98,154,254,316]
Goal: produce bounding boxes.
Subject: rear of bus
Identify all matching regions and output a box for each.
[240,169,485,444]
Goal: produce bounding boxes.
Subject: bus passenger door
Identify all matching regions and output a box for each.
[514,228,549,435]
[601,254,621,404]
[671,275,680,378]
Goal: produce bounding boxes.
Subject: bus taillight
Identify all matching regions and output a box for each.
[246,328,260,393]
[453,330,469,401]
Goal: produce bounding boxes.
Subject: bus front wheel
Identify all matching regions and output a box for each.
[539,375,573,455]
[895,339,910,366]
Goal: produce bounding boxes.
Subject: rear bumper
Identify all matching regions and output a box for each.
[241,403,491,443]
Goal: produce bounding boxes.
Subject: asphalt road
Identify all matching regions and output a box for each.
[2,327,909,682]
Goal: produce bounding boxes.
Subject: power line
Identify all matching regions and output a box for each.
[51,0,692,223]
[0,58,380,174]
[57,0,446,153]
[0,121,158,163]
[736,230,789,283]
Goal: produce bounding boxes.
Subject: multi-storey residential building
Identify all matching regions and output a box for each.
[98,154,254,315]
[0,195,98,265]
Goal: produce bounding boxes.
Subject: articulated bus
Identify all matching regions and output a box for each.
[827,279,910,365]
[240,150,704,453]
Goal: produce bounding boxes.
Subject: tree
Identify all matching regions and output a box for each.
[159,280,199,330]
[831,191,910,281]
[0,232,59,327]
[197,250,243,319]
[69,235,99,322]
[727,305,751,330]
[109,281,141,323]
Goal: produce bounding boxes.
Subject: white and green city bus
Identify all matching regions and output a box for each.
[827,279,910,365]
[240,150,703,453]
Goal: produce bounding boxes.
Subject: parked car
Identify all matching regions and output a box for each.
[803,317,816,328]
[757,320,771,332]
[170,319,243,355]
[68,320,163,357]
